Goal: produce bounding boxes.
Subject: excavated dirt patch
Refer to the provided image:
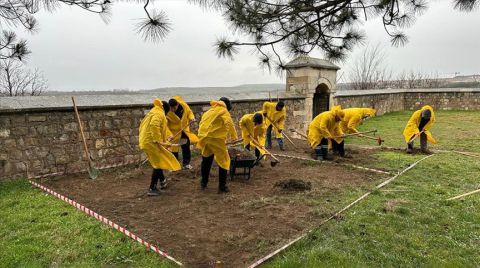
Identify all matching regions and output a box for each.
[40,139,386,267]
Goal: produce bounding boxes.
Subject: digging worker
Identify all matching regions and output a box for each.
[139,99,181,196]
[262,100,286,150]
[308,105,346,160]
[166,96,199,170]
[340,107,376,134]
[403,105,437,154]
[197,97,238,193]
[239,112,266,162]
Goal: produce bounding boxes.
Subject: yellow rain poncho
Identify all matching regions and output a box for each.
[403,105,437,144]
[308,105,345,148]
[262,101,286,138]
[196,100,238,170]
[340,108,376,133]
[239,112,267,155]
[138,99,181,171]
[166,96,199,153]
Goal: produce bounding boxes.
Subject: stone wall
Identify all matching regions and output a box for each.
[0,98,305,180]
[334,88,480,115]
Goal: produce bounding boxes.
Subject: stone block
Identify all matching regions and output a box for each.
[105,111,118,117]
[13,126,28,136]
[64,122,78,132]
[95,139,105,149]
[0,117,10,128]
[28,115,47,122]
[11,115,26,124]
[15,162,26,172]
[4,139,16,148]
[0,129,10,138]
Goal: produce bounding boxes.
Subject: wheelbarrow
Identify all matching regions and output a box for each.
[228,146,261,180]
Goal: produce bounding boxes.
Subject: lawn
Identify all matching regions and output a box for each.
[0,110,479,267]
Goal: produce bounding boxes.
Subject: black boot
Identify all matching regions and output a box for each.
[406,142,414,154]
[420,133,432,154]
[321,145,333,161]
[218,167,229,193]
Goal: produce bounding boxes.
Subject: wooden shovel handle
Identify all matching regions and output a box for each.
[72,96,93,169]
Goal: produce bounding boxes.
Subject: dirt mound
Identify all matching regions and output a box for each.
[274,179,312,191]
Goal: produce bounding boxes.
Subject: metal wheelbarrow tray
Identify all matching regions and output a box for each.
[228,146,257,180]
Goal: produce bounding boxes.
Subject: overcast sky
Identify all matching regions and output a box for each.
[19,0,480,91]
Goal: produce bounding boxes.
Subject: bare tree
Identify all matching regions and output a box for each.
[348,44,391,90]
[0,60,48,96]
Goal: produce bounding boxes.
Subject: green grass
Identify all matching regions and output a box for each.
[1,110,479,267]
[266,110,480,267]
[0,180,174,268]
[352,110,480,153]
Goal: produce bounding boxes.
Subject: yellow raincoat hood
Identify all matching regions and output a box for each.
[340,107,376,133]
[138,98,181,171]
[308,108,344,149]
[166,96,199,152]
[262,101,287,138]
[239,112,267,155]
[196,100,238,170]
[403,105,437,144]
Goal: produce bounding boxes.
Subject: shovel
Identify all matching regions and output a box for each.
[358,134,385,146]
[289,128,308,140]
[72,96,98,179]
[265,115,297,148]
[249,135,280,167]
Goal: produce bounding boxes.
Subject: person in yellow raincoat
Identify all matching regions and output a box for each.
[262,101,286,150]
[166,96,199,170]
[403,105,437,154]
[239,112,266,162]
[308,105,346,160]
[139,99,181,196]
[340,108,376,133]
[197,97,238,193]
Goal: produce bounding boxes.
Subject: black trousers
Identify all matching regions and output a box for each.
[172,132,191,165]
[331,140,345,156]
[200,155,227,190]
[246,144,261,159]
[149,169,165,190]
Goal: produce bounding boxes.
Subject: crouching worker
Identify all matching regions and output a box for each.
[197,97,238,193]
[308,106,346,160]
[340,107,376,134]
[262,100,286,150]
[403,105,437,154]
[139,99,181,196]
[166,96,199,170]
[239,112,266,163]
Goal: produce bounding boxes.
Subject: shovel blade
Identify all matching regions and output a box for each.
[88,167,99,180]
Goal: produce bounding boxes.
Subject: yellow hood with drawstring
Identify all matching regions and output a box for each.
[262,101,286,138]
[166,96,199,152]
[308,105,345,148]
[403,105,437,144]
[239,112,267,156]
[138,98,181,171]
[196,100,238,170]
[340,108,376,133]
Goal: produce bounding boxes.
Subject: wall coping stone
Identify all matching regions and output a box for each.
[335,88,480,97]
[0,92,304,113]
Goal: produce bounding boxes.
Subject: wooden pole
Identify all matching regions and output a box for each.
[72,96,97,179]
[447,188,480,201]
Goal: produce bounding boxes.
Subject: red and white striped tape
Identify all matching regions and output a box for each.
[27,157,148,180]
[29,180,183,266]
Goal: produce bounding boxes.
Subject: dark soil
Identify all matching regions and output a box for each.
[40,138,386,267]
[274,179,312,192]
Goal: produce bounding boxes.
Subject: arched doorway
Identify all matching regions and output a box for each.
[312,84,330,118]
